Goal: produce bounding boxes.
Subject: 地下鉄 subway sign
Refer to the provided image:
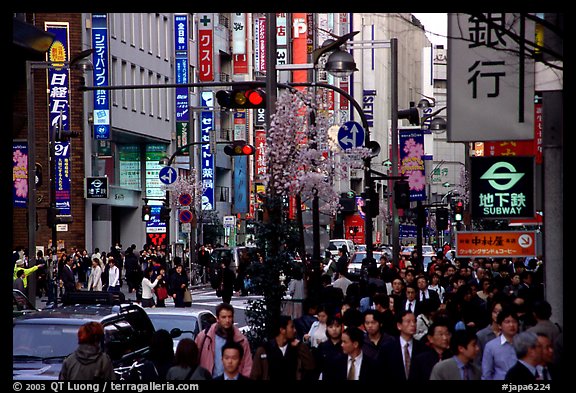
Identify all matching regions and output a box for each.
[470,156,534,219]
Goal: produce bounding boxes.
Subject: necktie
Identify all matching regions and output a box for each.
[542,367,550,381]
[462,364,470,380]
[421,291,426,301]
[408,301,413,312]
[404,342,411,379]
[347,357,356,380]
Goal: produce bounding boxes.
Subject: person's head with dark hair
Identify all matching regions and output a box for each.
[321,273,332,286]
[496,306,519,340]
[215,303,235,338]
[532,300,552,321]
[373,292,390,311]
[342,307,364,329]
[270,315,295,342]
[342,326,365,359]
[221,340,244,379]
[148,329,175,362]
[173,338,199,369]
[16,269,25,278]
[77,322,105,345]
[426,320,452,355]
[450,328,480,363]
[396,310,417,340]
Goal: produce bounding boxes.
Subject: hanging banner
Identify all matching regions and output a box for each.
[91,13,111,140]
[231,13,246,55]
[399,128,426,201]
[198,13,214,81]
[200,91,215,210]
[46,22,72,215]
[13,142,28,208]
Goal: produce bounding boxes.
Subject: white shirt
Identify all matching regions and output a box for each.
[347,353,363,380]
[141,277,159,299]
[108,265,120,287]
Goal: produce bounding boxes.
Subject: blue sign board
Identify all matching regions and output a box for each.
[174,14,188,52]
[92,13,111,140]
[200,92,215,210]
[159,166,177,185]
[338,121,365,150]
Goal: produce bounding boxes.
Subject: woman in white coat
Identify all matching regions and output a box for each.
[141,267,162,308]
[87,257,103,291]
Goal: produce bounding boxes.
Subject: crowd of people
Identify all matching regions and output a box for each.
[14,242,563,382]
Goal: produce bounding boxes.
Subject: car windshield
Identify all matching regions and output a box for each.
[147,314,200,340]
[13,324,79,358]
[351,252,382,263]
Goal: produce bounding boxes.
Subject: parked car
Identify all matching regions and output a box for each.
[144,308,217,352]
[13,291,155,380]
[13,288,38,319]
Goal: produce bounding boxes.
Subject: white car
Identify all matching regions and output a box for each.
[144,308,217,352]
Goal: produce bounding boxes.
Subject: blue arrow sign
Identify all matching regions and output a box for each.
[338,121,365,150]
[159,166,177,185]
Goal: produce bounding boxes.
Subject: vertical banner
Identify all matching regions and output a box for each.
[91,13,111,140]
[175,14,190,154]
[258,17,267,73]
[292,13,308,85]
[255,130,267,180]
[233,156,249,214]
[233,13,248,74]
[46,22,72,215]
[399,128,426,201]
[198,13,214,82]
[13,142,28,208]
[200,92,215,210]
[232,13,246,54]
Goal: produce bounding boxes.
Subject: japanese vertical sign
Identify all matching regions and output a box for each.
[255,130,267,180]
[46,22,72,215]
[198,13,214,82]
[399,128,427,202]
[233,13,248,74]
[470,156,534,219]
[200,92,215,210]
[175,14,190,153]
[91,13,111,140]
[232,13,246,54]
[13,142,28,207]
[447,13,535,142]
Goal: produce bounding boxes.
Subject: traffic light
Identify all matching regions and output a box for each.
[361,189,379,217]
[339,192,356,213]
[394,180,410,209]
[142,205,152,221]
[159,205,171,222]
[454,200,464,222]
[398,106,420,126]
[436,207,449,230]
[224,140,255,156]
[216,88,266,109]
[53,124,80,141]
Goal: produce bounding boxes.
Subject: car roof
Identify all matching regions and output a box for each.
[144,308,212,317]
[13,303,143,323]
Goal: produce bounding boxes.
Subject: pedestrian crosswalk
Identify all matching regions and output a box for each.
[191,288,263,310]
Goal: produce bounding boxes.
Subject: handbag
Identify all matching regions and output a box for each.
[156,286,168,301]
[183,288,192,303]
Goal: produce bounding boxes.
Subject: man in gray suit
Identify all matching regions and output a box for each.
[430,329,481,380]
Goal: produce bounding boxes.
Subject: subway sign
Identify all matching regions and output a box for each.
[470,156,534,219]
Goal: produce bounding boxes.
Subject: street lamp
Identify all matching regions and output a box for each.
[26,49,93,306]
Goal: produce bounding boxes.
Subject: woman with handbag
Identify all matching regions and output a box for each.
[87,257,103,291]
[141,267,163,308]
[154,267,169,307]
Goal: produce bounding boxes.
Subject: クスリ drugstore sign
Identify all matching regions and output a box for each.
[470,156,534,219]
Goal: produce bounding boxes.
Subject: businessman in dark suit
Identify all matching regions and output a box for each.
[61,256,76,294]
[213,341,251,380]
[396,284,423,317]
[378,310,431,381]
[322,326,379,381]
[505,331,543,382]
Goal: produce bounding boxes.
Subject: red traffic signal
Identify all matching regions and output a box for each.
[224,140,255,156]
[216,88,266,109]
[454,200,464,221]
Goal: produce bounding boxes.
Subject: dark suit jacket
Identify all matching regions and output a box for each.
[396,296,423,317]
[378,336,431,381]
[61,265,76,293]
[322,352,380,382]
[505,361,538,382]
